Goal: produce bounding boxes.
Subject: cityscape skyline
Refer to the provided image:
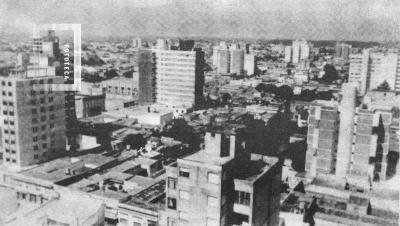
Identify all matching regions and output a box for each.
[1,0,400,42]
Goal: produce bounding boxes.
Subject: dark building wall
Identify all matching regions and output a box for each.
[138,49,155,104]
[195,49,205,107]
[179,40,195,51]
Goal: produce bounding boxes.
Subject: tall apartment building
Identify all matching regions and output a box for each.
[244,54,256,76]
[0,67,66,169]
[305,84,392,188]
[164,128,281,226]
[334,42,352,60]
[284,40,311,64]
[30,30,76,148]
[138,48,155,104]
[213,42,228,67]
[284,46,292,63]
[305,101,339,177]
[216,48,230,74]
[349,49,400,94]
[213,43,245,75]
[348,49,369,95]
[229,48,245,75]
[132,37,142,48]
[154,48,204,107]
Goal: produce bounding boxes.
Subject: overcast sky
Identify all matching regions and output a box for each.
[1,0,400,41]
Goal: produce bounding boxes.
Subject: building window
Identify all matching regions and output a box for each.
[34,154,38,159]
[7,82,11,86]
[33,136,38,142]
[168,177,177,189]
[179,167,190,178]
[32,109,37,114]
[234,191,250,205]
[8,92,12,96]
[40,98,45,104]
[33,145,39,151]
[167,197,177,210]
[50,123,54,129]
[9,121,14,125]
[32,118,38,123]
[32,127,38,133]
[207,196,219,207]
[179,190,190,200]
[49,97,53,102]
[207,172,219,184]
[3,120,8,124]
[40,107,45,113]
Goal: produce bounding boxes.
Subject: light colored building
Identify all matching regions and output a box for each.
[290,40,310,64]
[244,54,256,76]
[154,49,204,107]
[132,37,142,48]
[284,46,292,63]
[336,84,357,178]
[305,85,392,189]
[305,100,339,177]
[216,48,230,74]
[348,49,369,95]
[229,48,245,75]
[335,42,352,60]
[164,128,281,226]
[0,67,66,169]
[349,49,400,94]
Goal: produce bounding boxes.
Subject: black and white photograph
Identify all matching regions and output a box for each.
[0,0,399,225]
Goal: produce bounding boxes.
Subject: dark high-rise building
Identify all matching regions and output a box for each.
[138,49,155,104]
[178,39,195,51]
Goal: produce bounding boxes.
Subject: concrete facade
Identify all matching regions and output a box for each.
[154,49,204,108]
[164,129,281,226]
[0,70,66,169]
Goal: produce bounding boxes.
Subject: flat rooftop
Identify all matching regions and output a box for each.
[180,150,234,166]
[235,157,279,182]
[20,158,89,183]
[20,154,117,183]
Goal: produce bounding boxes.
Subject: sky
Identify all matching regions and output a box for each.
[1,0,400,41]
